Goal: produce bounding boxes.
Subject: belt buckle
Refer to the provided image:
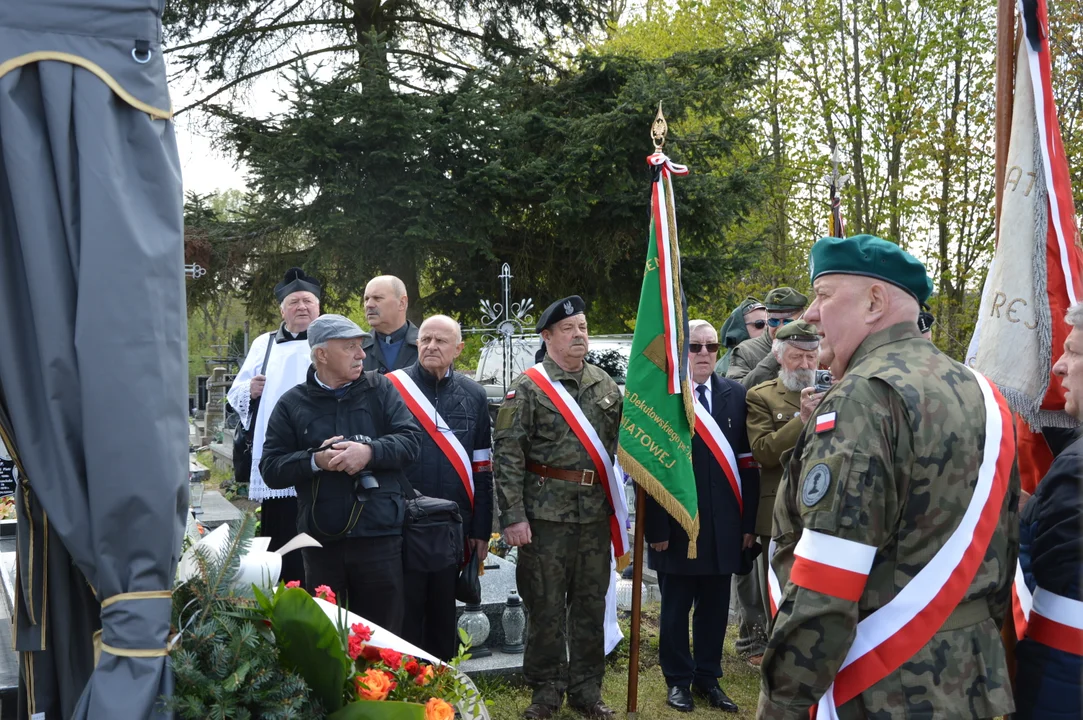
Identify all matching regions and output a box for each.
[580,470,595,486]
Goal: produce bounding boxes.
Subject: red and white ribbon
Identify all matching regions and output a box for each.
[767,538,782,618]
[387,370,474,505]
[1027,587,1083,656]
[647,152,689,395]
[523,364,630,556]
[1012,559,1033,640]
[692,398,743,514]
[792,531,876,603]
[812,368,1014,719]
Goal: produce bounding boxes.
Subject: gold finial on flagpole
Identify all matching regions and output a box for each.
[651,102,667,151]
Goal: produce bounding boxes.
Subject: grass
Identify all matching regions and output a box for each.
[476,602,761,720]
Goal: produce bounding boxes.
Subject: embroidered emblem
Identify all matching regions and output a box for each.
[506,390,516,399]
[815,411,837,433]
[802,463,831,507]
[563,300,574,315]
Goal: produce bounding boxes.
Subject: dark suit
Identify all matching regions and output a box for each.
[642,375,759,690]
[362,320,419,373]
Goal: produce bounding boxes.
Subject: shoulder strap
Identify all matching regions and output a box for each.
[260,331,276,375]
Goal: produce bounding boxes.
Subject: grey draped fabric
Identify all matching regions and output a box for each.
[0,1,186,717]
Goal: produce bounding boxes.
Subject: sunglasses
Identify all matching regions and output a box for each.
[746,319,767,330]
[689,343,720,354]
[767,317,796,328]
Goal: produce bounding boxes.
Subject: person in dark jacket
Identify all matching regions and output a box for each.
[362,275,420,373]
[261,314,422,633]
[390,315,494,660]
[714,299,766,377]
[1014,303,1083,720]
[643,320,760,713]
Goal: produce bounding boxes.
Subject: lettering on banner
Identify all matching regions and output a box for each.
[643,257,660,275]
[620,416,676,468]
[989,291,1038,330]
[0,443,13,497]
[1004,165,1038,197]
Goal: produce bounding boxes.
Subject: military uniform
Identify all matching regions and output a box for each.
[745,379,801,538]
[493,298,622,716]
[759,236,1019,719]
[727,287,807,389]
[727,332,773,386]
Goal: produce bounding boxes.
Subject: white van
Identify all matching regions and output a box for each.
[474,334,634,408]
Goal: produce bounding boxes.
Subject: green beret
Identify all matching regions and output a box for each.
[775,320,820,344]
[764,287,808,312]
[809,235,933,304]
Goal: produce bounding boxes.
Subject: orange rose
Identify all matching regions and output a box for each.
[356,669,393,701]
[425,698,454,720]
[415,665,435,686]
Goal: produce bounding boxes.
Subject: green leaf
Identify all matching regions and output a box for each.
[328,700,428,720]
[269,587,351,712]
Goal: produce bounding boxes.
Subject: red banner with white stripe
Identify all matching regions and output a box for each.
[810,368,1014,718]
[1027,587,1083,656]
[523,365,630,556]
[692,398,744,514]
[386,370,475,506]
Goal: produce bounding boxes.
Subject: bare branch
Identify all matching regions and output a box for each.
[166,17,350,53]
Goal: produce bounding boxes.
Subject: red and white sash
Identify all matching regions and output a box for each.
[523,364,630,556]
[808,368,1014,719]
[767,538,782,617]
[386,370,484,505]
[1027,587,1083,656]
[1012,560,1034,640]
[692,397,749,514]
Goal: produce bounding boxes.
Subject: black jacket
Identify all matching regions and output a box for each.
[260,366,423,543]
[643,375,760,575]
[363,321,419,373]
[400,363,494,540]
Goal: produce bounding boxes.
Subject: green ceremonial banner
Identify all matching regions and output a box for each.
[617,156,699,557]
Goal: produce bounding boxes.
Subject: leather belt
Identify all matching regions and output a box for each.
[527,462,595,486]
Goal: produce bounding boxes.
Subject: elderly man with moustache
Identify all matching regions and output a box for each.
[387,315,494,661]
[758,235,1019,719]
[228,267,323,584]
[494,295,623,720]
[644,320,758,713]
[1013,302,1083,720]
[363,275,419,373]
[261,314,423,631]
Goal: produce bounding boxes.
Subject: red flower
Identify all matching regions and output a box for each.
[350,622,373,642]
[379,647,404,670]
[348,635,365,660]
[404,660,421,676]
[314,585,337,604]
[361,644,383,662]
[285,580,301,589]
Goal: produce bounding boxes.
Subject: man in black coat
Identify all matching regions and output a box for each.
[389,315,494,660]
[362,275,420,373]
[643,320,760,713]
[261,314,423,633]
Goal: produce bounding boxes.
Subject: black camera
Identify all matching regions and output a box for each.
[345,435,380,492]
[814,370,834,394]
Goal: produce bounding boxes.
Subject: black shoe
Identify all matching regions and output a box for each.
[666,686,694,712]
[569,701,616,719]
[523,704,558,720]
[694,685,738,713]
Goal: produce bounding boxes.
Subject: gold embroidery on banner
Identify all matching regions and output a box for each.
[0,52,173,120]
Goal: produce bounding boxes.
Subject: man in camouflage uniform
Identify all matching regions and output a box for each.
[758,235,1019,719]
[494,295,622,720]
[727,287,807,389]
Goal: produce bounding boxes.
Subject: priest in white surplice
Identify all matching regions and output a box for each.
[228,267,322,584]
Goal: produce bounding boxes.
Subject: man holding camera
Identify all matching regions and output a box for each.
[261,314,423,632]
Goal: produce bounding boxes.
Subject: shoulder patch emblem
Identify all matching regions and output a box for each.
[814,411,837,433]
[505,390,516,399]
[801,463,831,507]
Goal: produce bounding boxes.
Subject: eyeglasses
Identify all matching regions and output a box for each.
[689,343,720,354]
[767,317,795,328]
[746,320,767,330]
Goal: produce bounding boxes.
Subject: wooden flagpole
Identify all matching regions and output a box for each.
[626,485,646,718]
[993,0,1018,686]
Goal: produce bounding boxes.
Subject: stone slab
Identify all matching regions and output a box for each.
[208,443,233,472]
[189,457,210,483]
[194,489,244,529]
[461,647,523,678]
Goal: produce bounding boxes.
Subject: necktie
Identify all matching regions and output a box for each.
[696,384,709,411]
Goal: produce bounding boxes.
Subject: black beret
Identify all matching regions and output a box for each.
[274,267,322,303]
[536,295,586,332]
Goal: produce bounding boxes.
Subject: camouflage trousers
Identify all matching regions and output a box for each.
[516,519,611,708]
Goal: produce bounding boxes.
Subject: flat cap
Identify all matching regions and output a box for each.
[809,235,934,304]
[918,311,936,334]
[307,314,369,347]
[275,267,322,303]
[775,319,821,344]
[764,287,808,312]
[536,295,586,332]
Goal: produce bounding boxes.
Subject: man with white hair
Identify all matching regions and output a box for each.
[745,320,822,619]
[228,267,323,584]
[758,235,1019,719]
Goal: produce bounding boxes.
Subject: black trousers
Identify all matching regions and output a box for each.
[402,564,460,661]
[302,535,405,634]
[260,496,305,585]
[657,571,732,690]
